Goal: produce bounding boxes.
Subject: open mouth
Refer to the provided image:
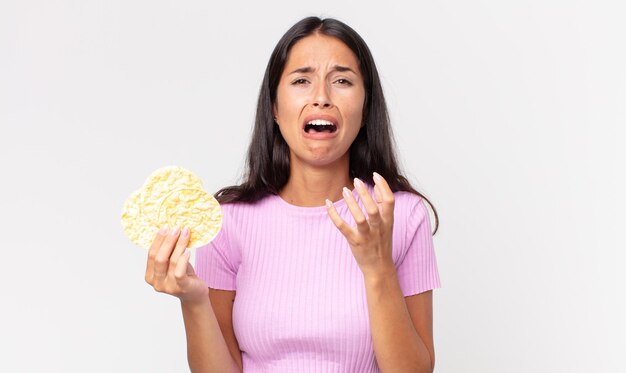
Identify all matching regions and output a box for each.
[304,119,337,134]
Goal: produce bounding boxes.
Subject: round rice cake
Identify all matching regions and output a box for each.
[121,189,160,249]
[157,188,222,249]
[139,166,203,224]
[121,166,221,250]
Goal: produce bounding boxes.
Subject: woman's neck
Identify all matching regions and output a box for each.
[279,156,352,207]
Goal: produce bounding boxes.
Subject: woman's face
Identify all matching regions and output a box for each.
[273,33,365,169]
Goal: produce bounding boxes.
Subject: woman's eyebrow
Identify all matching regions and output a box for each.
[332,65,356,74]
[289,66,313,75]
[288,65,357,75]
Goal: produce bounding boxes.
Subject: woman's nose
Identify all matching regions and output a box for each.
[312,83,332,108]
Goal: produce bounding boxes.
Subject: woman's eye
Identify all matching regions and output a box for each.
[335,78,352,86]
[292,78,309,85]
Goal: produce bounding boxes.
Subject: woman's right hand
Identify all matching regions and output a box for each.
[145,226,209,305]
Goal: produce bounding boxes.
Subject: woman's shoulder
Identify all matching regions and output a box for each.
[208,194,276,246]
[392,189,424,206]
[389,190,428,224]
[216,192,277,219]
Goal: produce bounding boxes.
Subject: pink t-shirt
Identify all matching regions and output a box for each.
[195,185,441,372]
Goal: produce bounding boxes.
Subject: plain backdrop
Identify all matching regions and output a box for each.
[1,0,624,372]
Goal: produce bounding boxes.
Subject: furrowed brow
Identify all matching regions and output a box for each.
[288,66,313,75]
[288,65,357,75]
[332,65,357,74]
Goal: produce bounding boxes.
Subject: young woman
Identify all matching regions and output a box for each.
[145,16,441,372]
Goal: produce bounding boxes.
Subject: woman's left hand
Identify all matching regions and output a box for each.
[326,172,396,279]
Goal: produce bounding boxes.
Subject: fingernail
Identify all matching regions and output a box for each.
[373,172,382,183]
[170,226,180,236]
[182,227,189,237]
[342,187,351,198]
[325,199,333,208]
[159,226,169,235]
[353,177,364,189]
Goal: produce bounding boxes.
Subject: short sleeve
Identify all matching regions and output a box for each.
[396,197,441,296]
[195,218,240,291]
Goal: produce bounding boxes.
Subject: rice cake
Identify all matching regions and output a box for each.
[121,166,221,249]
[139,166,204,224]
[157,188,222,249]
[121,189,160,249]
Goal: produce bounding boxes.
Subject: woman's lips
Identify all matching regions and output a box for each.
[301,114,339,140]
[303,129,339,140]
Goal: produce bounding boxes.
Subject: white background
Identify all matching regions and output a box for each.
[1,0,624,372]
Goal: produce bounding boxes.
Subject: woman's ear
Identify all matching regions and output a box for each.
[272,105,279,125]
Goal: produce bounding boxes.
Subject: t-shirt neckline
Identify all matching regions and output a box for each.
[269,185,371,215]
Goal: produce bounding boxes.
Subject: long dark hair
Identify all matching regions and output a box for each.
[215,16,439,234]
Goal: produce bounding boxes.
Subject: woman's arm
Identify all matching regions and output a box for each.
[181,294,242,373]
[326,173,435,372]
[207,289,243,371]
[145,227,242,372]
[364,273,434,372]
